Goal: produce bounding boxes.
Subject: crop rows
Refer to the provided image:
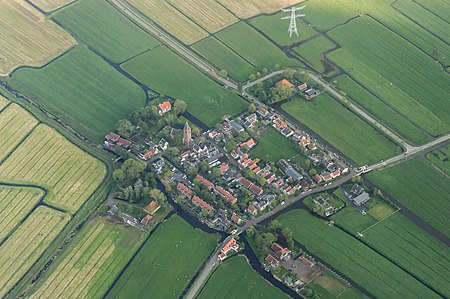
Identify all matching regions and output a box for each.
[413,0,450,22]
[29,0,74,12]
[0,206,69,298]
[0,124,106,213]
[0,95,9,110]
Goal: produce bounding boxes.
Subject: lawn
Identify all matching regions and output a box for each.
[192,37,257,82]
[197,255,288,299]
[334,75,429,145]
[293,35,336,73]
[0,124,106,214]
[251,127,299,162]
[250,11,318,46]
[282,93,401,165]
[367,158,450,238]
[331,207,376,234]
[305,270,365,299]
[278,209,440,299]
[0,0,75,75]
[122,46,248,127]
[215,22,302,70]
[217,0,301,19]
[364,213,450,297]
[107,215,219,298]
[0,206,70,298]
[53,0,159,63]
[29,0,74,12]
[0,186,44,242]
[427,145,450,176]
[367,202,396,221]
[10,46,146,142]
[327,16,450,136]
[31,218,145,299]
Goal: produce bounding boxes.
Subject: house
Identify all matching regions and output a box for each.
[177,182,193,198]
[196,174,214,190]
[229,120,244,133]
[139,149,156,160]
[280,127,293,137]
[242,138,256,149]
[257,106,269,117]
[215,186,237,205]
[231,213,243,225]
[218,252,227,261]
[219,163,230,174]
[158,101,171,114]
[105,132,120,144]
[238,177,263,196]
[300,256,315,268]
[221,237,239,254]
[231,150,239,159]
[116,138,132,149]
[192,195,214,213]
[350,184,363,196]
[305,88,320,99]
[275,79,293,88]
[271,243,291,260]
[298,82,308,91]
[140,214,153,226]
[158,138,168,150]
[265,254,280,268]
[352,192,371,206]
[145,201,160,214]
[248,204,258,216]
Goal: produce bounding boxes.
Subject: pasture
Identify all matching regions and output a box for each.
[331,206,377,234]
[54,0,159,63]
[300,0,357,30]
[215,22,302,70]
[0,95,9,110]
[281,94,401,165]
[0,186,44,242]
[0,124,106,214]
[0,104,38,161]
[251,127,299,162]
[427,145,450,176]
[278,209,440,299]
[217,0,301,19]
[367,158,450,238]
[334,75,429,145]
[10,46,146,142]
[0,0,75,76]
[192,37,257,82]
[197,255,288,299]
[327,16,450,136]
[107,215,218,298]
[31,219,144,299]
[122,46,248,126]
[29,0,75,12]
[0,206,70,298]
[127,0,207,45]
[413,0,450,22]
[364,213,450,297]
[293,35,335,73]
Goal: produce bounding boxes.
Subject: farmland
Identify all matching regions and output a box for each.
[300,0,357,31]
[31,219,144,299]
[9,46,146,142]
[0,124,106,213]
[251,127,299,162]
[215,23,302,70]
[0,186,44,242]
[0,206,70,298]
[281,93,401,165]
[367,158,450,238]
[427,145,450,176]
[0,0,75,76]
[107,215,218,298]
[413,0,450,22]
[0,104,38,161]
[0,95,9,110]
[29,0,75,12]
[197,255,288,299]
[333,75,429,145]
[122,46,248,126]
[53,0,159,63]
[217,0,302,19]
[327,16,450,136]
[331,206,377,235]
[278,209,440,299]
[192,37,257,82]
[293,35,335,73]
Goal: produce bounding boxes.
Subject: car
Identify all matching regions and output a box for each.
[230,229,237,235]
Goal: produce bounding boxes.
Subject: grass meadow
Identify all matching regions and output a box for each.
[53,0,159,63]
[198,255,288,299]
[367,158,450,238]
[293,35,335,73]
[278,209,440,299]
[251,126,299,162]
[122,46,248,126]
[413,0,449,22]
[10,46,146,142]
[107,215,218,298]
[217,0,301,19]
[427,145,450,176]
[282,94,401,165]
[29,0,74,12]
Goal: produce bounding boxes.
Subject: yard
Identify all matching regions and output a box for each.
[281,93,401,165]
[197,255,288,299]
[251,127,300,162]
[107,215,219,298]
[9,46,146,142]
[427,145,450,176]
[293,35,336,73]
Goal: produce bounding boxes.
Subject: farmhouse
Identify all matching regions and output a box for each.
[298,83,308,91]
[265,254,280,268]
[140,214,153,226]
[349,184,371,206]
[271,243,291,261]
[145,201,160,215]
[275,79,293,88]
[158,101,171,115]
[221,237,239,255]
[116,137,132,149]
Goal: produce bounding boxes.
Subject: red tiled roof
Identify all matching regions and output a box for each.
[300,256,315,268]
[215,186,237,204]
[158,101,171,113]
[222,237,238,253]
[192,196,214,212]
[239,177,252,188]
[219,164,229,174]
[117,138,132,148]
[140,215,153,225]
[196,174,214,189]
[275,79,293,88]
[145,201,160,214]
[177,182,193,197]
[298,83,308,91]
[105,132,120,142]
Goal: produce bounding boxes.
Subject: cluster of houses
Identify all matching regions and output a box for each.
[104,132,132,150]
[177,182,215,213]
[275,79,321,100]
[218,237,240,261]
[106,200,160,230]
[179,142,224,170]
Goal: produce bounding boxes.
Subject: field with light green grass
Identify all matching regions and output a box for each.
[293,35,335,73]
[427,145,450,176]
[251,127,299,162]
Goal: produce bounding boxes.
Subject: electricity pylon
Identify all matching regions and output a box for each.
[281,5,306,37]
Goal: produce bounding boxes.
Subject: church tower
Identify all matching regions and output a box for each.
[183,122,191,146]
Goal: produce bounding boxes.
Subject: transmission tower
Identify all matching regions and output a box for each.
[281,5,306,37]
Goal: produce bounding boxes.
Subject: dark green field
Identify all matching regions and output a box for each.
[10,46,145,141]
[197,255,288,299]
[107,215,218,299]
[251,127,299,162]
[293,35,335,73]
[427,145,450,176]
[122,46,248,127]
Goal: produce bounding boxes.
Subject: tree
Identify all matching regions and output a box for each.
[219,69,228,77]
[116,119,133,137]
[238,131,249,142]
[249,74,256,81]
[114,145,130,160]
[210,168,221,180]
[174,99,187,114]
[262,68,269,75]
[258,176,266,187]
[192,126,200,136]
[248,103,256,113]
[122,159,146,180]
[274,63,280,70]
[224,140,237,152]
[113,169,125,184]
[283,68,295,80]
[303,159,311,169]
[309,168,317,176]
[352,175,362,183]
[256,71,261,77]
[149,188,166,202]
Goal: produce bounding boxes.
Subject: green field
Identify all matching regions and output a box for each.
[334,75,429,145]
[278,209,440,299]
[108,215,218,298]
[215,22,302,70]
[197,255,288,299]
[53,0,159,63]
[251,127,299,162]
[327,17,450,136]
[413,0,450,22]
[31,218,144,299]
[122,46,248,126]
[10,46,146,142]
[250,12,318,46]
[368,158,450,238]
[282,93,401,165]
[331,207,377,234]
[305,270,365,299]
[301,0,357,30]
[427,145,450,176]
[293,36,335,73]
[192,37,257,82]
